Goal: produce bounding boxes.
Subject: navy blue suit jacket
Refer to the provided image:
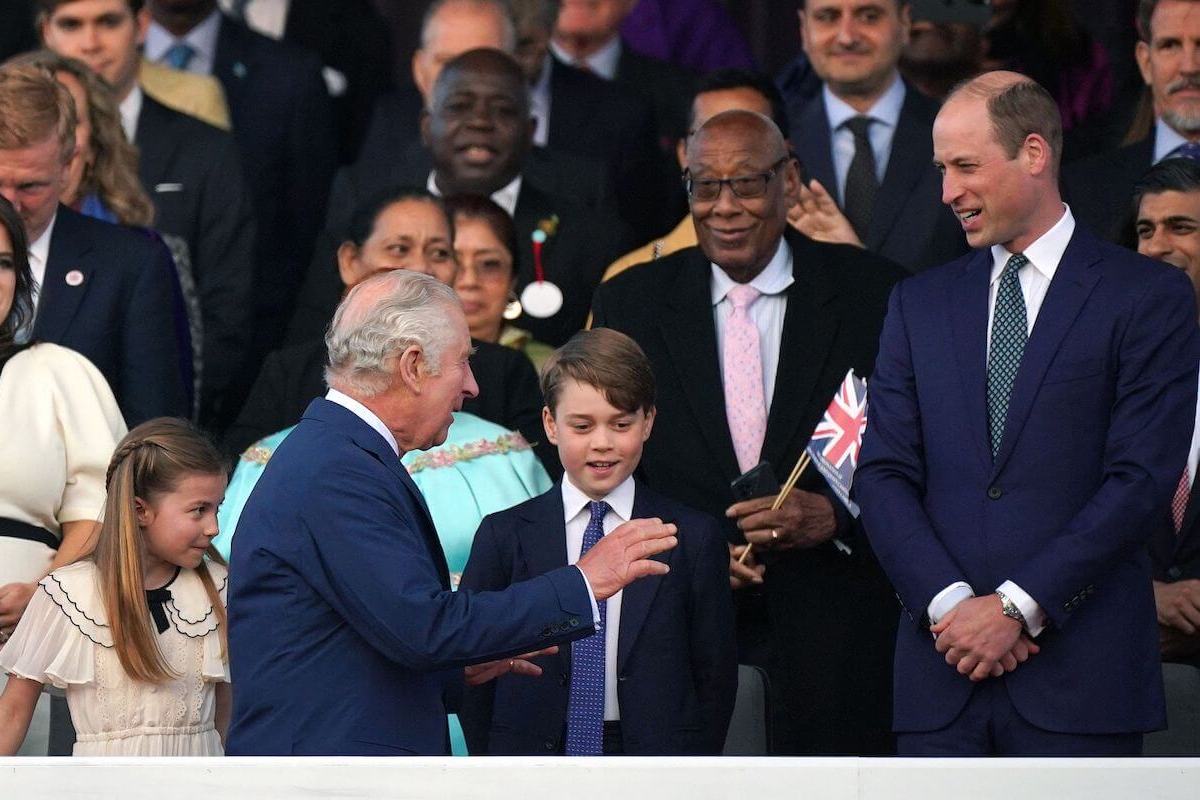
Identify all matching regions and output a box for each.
[226,399,596,755]
[855,224,1199,734]
[458,482,737,755]
[32,205,186,425]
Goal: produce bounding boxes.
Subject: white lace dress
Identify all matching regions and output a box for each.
[0,560,230,756]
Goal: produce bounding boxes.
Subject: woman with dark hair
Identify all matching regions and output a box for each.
[445,194,553,370]
[0,195,126,753]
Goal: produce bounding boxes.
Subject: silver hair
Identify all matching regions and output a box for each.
[421,0,517,52]
[324,270,461,399]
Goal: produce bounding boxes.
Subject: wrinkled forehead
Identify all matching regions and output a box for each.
[687,119,784,171]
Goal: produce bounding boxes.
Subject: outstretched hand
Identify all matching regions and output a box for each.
[464,646,559,686]
[788,179,864,248]
[577,518,676,600]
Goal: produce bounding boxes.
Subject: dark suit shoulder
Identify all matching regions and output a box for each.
[55,206,169,262]
[139,93,232,142]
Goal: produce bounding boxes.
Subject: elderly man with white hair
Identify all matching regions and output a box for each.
[225,270,679,756]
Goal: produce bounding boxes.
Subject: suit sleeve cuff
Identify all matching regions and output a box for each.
[575,566,602,629]
[928,581,974,624]
[997,579,1047,637]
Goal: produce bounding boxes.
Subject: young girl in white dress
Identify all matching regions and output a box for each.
[0,418,231,756]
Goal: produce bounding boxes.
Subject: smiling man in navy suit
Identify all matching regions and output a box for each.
[855,71,1200,755]
[0,63,185,424]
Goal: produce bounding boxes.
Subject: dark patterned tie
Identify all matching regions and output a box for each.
[842,115,878,241]
[564,500,609,756]
[1167,142,1200,162]
[987,254,1029,458]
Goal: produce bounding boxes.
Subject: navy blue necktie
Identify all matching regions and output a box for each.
[1167,141,1200,162]
[564,500,609,756]
[842,115,878,241]
[987,254,1029,458]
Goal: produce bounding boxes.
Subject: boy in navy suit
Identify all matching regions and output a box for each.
[460,328,737,755]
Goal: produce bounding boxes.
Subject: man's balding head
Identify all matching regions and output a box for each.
[684,110,798,282]
[414,0,517,103]
[945,70,1063,175]
[421,48,533,197]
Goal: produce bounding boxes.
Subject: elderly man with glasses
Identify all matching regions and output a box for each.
[590,109,907,755]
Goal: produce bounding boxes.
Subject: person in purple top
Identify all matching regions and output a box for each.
[619,0,755,73]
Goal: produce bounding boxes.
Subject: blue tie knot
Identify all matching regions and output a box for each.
[588,500,610,526]
[163,42,196,71]
[1168,141,1200,163]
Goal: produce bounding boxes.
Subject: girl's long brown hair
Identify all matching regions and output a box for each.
[96,418,227,684]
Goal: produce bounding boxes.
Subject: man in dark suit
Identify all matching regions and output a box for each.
[291,48,632,348]
[1065,0,1200,241]
[38,0,257,427]
[789,0,966,272]
[227,269,679,755]
[591,109,905,755]
[0,63,185,424]
[1132,158,1200,667]
[855,72,1198,755]
[146,0,336,356]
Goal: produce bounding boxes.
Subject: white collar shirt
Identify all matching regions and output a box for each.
[118,84,143,142]
[146,10,222,75]
[711,238,794,413]
[427,171,522,218]
[550,36,620,81]
[985,205,1075,352]
[1153,118,1191,164]
[529,54,554,147]
[561,473,634,721]
[824,73,905,202]
[325,388,399,457]
[218,0,290,39]
[21,212,58,343]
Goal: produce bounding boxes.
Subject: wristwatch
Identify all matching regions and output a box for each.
[995,590,1028,631]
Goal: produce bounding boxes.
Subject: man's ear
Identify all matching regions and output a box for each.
[1022,133,1050,177]
[1136,40,1153,87]
[419,107,432,149]
[395,345,426,394]
[135,6,151,47]
[676,137,688,171]
[413,50,432,103]
[642,406,656,441]
[336,241,362,288]
[542,406,559,445]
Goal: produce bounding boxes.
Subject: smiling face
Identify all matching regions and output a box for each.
[686,116,797,282]
[41,0,147,101]
[799,0,909,106]
[1138,0,1200,136]
[136,471,226,585]
[338,198,457,288]
[422,62,532,196]
[544,378,654,501]
[452,214,514,342]
[1137,188,1200,311]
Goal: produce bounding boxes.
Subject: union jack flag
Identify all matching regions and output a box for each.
[806,369,868,517]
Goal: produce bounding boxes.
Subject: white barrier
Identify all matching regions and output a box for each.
[2,757,1199,799]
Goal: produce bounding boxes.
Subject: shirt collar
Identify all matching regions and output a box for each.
[118,83,143,142]
[549,36,621,81]
[823,71,904,132]
[711,237,794,306]
[1154,118,1192,164]
[145,9,222,65]
[427,171,522,217]
[325,388,400,456]
[561,473,635,524]
[989,205,1075,286]
[29,210,56,266]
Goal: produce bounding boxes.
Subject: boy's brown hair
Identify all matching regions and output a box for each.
[541,328,655,415]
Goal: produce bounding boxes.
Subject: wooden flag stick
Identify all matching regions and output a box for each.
[737,451,811,565]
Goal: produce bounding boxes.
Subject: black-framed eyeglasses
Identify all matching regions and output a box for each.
[682,158,789,202]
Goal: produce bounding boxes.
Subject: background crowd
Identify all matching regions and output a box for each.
[0,0,1199,759]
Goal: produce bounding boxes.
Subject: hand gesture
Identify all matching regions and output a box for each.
[464,646,559,686]
[576,518,677,601]
[729,543,765,590]
[726,489,837,552]
[787,179,864,248]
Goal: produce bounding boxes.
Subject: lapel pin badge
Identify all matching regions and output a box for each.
[233,61,248,79]
[65,269,84,287]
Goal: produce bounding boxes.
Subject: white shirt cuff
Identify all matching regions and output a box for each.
[574,566,602,628]
[928,581,974,624]
[997,580,1046,637]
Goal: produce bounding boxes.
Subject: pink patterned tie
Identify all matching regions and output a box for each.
[1172,465,1190,535]
[723,284,767,473]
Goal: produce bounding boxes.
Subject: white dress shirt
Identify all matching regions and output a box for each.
[118,84,143,142]
[529,54,554,148]
[711,238,794,413]
[218,0,290,38]
[550,36,620,81]
[562,474,634,722]
[1153,118,1192,164]
[928,206,1077,637]
[26,211,56,318]
[146,11,222,75]
[823,73,905,202]
[325,388,398,455]
[427,171,522,218]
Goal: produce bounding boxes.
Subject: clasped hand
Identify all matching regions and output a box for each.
[0,581,37,638]
[931,594,1040,682]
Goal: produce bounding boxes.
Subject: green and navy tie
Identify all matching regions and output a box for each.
[986,253,1029,458]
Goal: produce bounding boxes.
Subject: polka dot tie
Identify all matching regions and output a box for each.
[723,284,767,474]
[565,500,610,756]
[987,254,1029,459]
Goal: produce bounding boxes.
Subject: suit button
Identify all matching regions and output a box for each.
[1168,566,1183,580]
[543,741,555,751]
[618,674,627,683]
[987,486,1002,500]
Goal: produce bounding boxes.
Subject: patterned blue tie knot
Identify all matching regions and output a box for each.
[1168,141,1200,163]
[163,42,196,71]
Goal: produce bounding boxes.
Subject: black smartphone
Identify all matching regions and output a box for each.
[730,461,781,502]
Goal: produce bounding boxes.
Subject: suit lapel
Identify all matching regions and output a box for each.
[992,229,1102,476]
[761,233,840,470]
[133,96,177,188]
[798,99,837,199]
[949,250,994,473]
[213,16,254,109]
[867,89,932,250]
[658,250,740,483]
[32,208,94,342]
[519,491,572,674]
[616,485,671,671]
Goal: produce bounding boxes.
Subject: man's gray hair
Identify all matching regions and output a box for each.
[324,271,461,399]
[421,0,517,52]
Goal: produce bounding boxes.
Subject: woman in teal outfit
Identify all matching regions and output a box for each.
[216,411,552,755]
